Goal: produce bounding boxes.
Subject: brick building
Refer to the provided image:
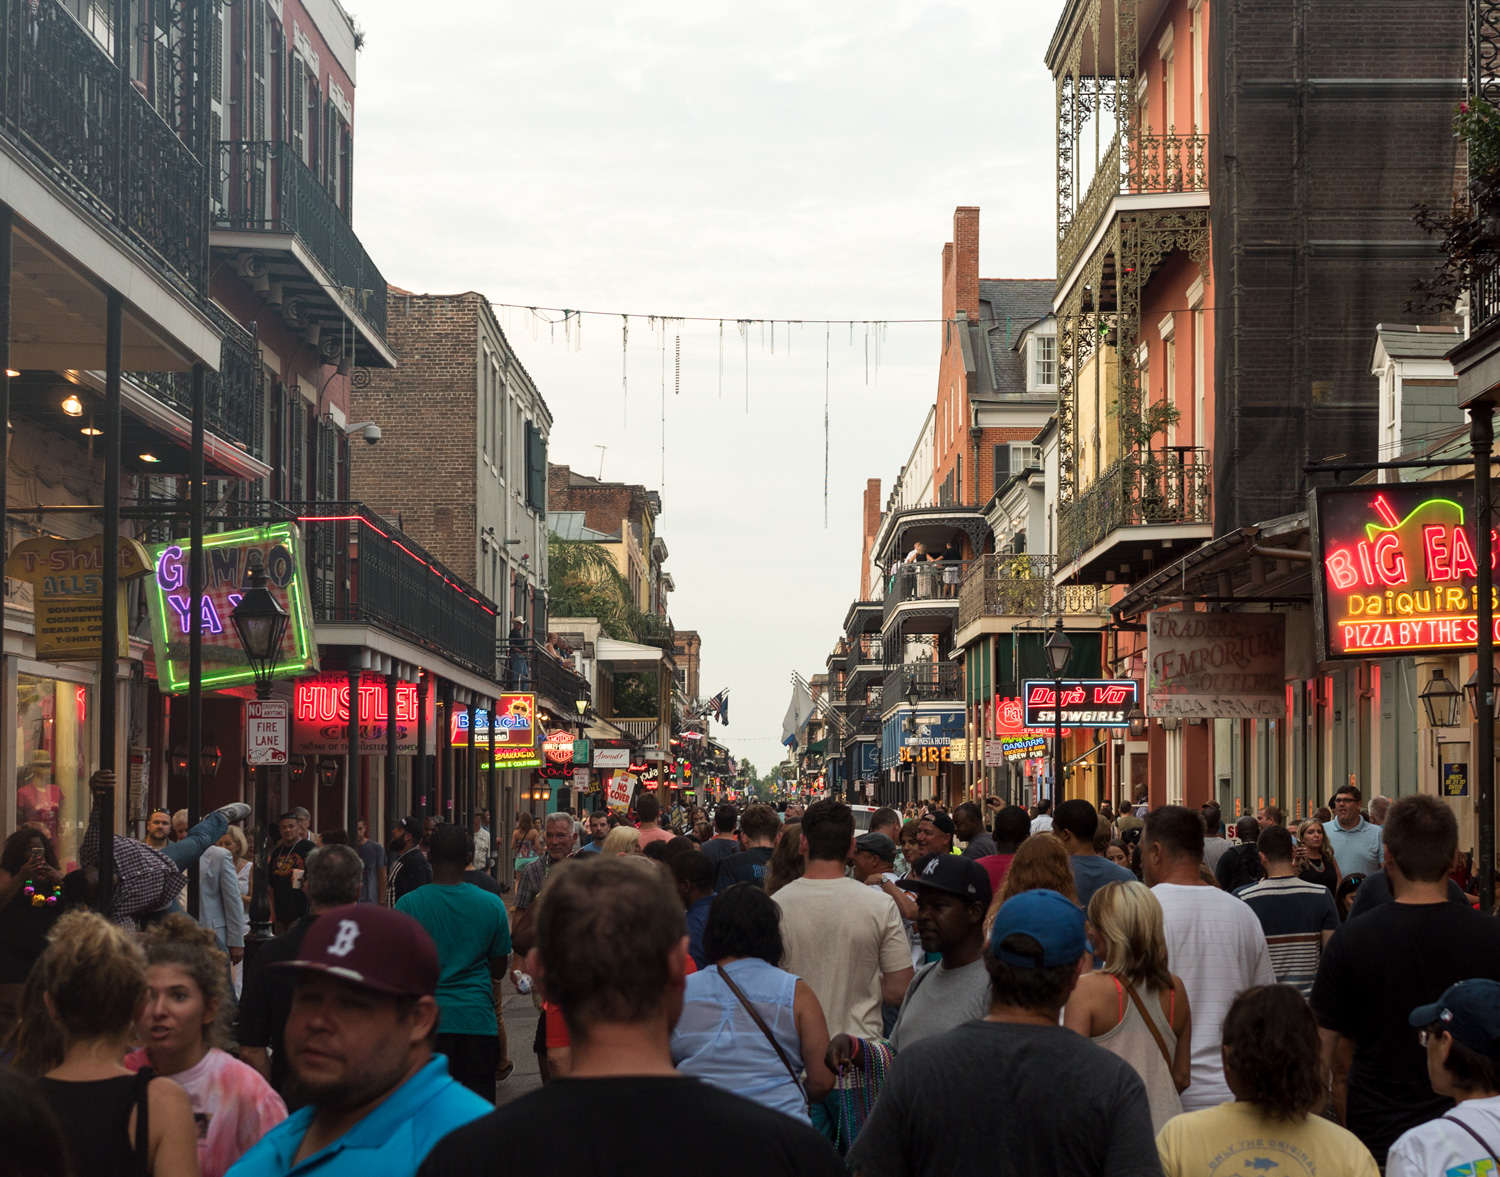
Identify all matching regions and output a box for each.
[547,465,668,617]
[672,630,702,702]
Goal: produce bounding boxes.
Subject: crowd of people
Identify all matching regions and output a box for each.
[2,779,1500,1176]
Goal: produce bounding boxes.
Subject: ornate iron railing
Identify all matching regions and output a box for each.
[881,560,972,627]
[128,303,260,455]
[1058,447,1212,561]
[496,637,591,709]
[1058,129,1208,278]
[956,554,1110,629]
[0,0,207,292]
[882,661,963,707]
[291,503,499,677]
[215,140,387,337]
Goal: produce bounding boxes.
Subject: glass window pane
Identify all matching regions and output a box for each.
[16,675,92,871]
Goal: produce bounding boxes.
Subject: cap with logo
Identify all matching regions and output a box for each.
[903,853,993,908]
[854,832,899,862]
[1409,979,1500,1061]
[272,904,440,997]
[396,815,424,842]
[920,812,955,837]
[988,888,1089,969]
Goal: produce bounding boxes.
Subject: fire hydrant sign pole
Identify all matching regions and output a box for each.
[247,700,289,766]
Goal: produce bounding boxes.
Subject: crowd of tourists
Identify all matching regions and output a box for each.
[2,774,1500,1176]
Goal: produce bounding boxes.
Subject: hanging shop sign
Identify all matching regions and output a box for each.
[144,524,318,694]
[593,746,631,769]
[449,693,538,748]
[994,696,1071,738]
[539,731,576,780]
[995,734,1047,762]
[5,534,153,660]
[1312,482,1500,659]
[1022,680,1138,728]
[1145,612,1286,719]
[292,675,428,754]
[899,744,952,764]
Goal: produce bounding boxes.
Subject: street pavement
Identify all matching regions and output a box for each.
[497,987,543,1105]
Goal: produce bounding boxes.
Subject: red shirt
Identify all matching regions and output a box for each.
[975,853,1016,894]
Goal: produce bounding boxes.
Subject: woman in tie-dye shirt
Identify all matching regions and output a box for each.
[126,915,287,1177]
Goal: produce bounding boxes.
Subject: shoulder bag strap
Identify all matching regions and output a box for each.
[715,965,808,1106]
[134,1067,153,1177]
[1121,977,1175,1071]
[1443,1114,1500,1164]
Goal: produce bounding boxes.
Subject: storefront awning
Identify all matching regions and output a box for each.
[596,637,664,672]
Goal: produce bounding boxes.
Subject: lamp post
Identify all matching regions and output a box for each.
[1045,620,1073,806]
[231,563,289,944]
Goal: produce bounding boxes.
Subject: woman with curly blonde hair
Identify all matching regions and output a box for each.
[125,913,286,1177]
[984,832,1077,934]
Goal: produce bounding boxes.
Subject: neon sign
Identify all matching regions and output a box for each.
[1021,679,1138,728]
[144,524,318,694]
[1312,482,1500,659]
[994,696,1070,738]
[449,693,537,748]
[292,674,424,753]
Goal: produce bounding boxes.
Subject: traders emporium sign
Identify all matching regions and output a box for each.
[1146,612,1286,719]
[1312,483,1500,660]
[144,524,319,694]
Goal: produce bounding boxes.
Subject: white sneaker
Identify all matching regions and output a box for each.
[213,802,252,823]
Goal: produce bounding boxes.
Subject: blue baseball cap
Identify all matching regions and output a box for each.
[1410,979,1500,1061]
[989,888,1089,968]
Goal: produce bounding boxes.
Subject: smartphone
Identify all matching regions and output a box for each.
[28,846,44,866]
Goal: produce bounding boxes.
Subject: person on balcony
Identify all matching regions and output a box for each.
[507,619,530,690]
[902,542,935,599]
[940,538,962,598]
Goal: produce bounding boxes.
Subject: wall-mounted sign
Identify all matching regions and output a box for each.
[593,746,630,769]
[996,734,1047,762]
[449,694,537,748]
[144,524,318,694]
[902,709,964,747]
[247,699,289,765]
[1312,482,1500,659]
[899,745,952,764]
[1444,762,1470,797]
[539,731,576,780]
[5,534,153,660]
[1146,612,1286,719]
[293,675,428,754]
[1022,680,1139,728]
[994,696,1070,738]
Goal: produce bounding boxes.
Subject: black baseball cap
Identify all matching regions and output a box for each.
[1410,979,1500,1061]
[854,832,898,862]
[920,811,955,837]
[395,816,423,841]
[903,853,993,908]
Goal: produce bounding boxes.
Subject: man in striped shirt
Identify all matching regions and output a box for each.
[1235,824,1338,996]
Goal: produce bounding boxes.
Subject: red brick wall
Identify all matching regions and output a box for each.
[349,291,481,581]
[935,208,980,508]
[859,478,881,599]
[547,465,649,539]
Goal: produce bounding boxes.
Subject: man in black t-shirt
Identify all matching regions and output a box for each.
[418,856,841,1177]
[1214,816,1266,893]
[387,815,433,906]
[699,803,741,869]
[268,811,316,932]
[1312,794,1500,1167]
[713,801,780,891]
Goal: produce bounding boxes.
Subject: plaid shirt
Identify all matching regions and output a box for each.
[514,854,555,912]
[81,804,185,928]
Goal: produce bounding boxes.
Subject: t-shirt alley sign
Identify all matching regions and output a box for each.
[1312,482,1500,660]
[144,523,319,694]
[4,534,153,660]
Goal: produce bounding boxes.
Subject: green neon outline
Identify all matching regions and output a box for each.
[147,523,318,695]
[1362,497,1466,542]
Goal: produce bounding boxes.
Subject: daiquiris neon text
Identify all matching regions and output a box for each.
[1315,484,1500,658]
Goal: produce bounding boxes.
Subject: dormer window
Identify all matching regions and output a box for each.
[1028,334,1057,391]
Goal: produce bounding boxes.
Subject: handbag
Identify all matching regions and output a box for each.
[1121,977,1175,1070]
[715,965,808,1108]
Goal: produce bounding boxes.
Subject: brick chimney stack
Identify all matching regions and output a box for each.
[859,478,882,599]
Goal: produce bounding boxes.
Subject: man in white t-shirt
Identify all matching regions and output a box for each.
[1387,979,1500,1177]
[774,800,914,1039]
[1029,798,1054,834]
[1143,804,1275,1112]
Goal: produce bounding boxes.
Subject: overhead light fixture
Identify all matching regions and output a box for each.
[139,453,161,463]
[80,426,102,436]
[60,394,83,417]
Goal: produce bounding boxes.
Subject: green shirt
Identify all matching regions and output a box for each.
[396,882,512,1036]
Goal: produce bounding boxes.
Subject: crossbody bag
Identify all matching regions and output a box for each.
[1121,977,1175,1071]
[1443,1114,1500,1167]
[715,965,808,1108]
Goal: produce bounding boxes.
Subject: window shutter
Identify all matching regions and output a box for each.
[993,443,1010,485]
[251,1,267,141]
[289,403,305,501]
[325,98,337,193]
[290,57,305,160]
[526,423,547,510]
[211,2,224,106]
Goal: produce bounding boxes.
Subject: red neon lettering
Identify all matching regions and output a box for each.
[1423,526,1453,581]
[1325,549,1359,590]
[1453,527,1480,580]
[1373,494,1401,528]
[1356,541,1376,585]
[1026,684,1053,706]
[1372,534,1408,587]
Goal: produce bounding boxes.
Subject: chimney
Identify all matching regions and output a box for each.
[860,478,882,600]
[953,207,980,321]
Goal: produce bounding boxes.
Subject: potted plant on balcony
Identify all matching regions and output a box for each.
[1123,398,1182,523]
[1413,98,1500,317]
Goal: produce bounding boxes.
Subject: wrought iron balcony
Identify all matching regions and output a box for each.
[0,0,207,292]
[214,140,387,337]
[881,560,972,628]
[882,661,963,709]
[1059,129,1208,277]
[127,303,262,457]
[496,638,591,711]
[957,555,1110,629]
[1058,448,1212,562]
[294,504,498,678]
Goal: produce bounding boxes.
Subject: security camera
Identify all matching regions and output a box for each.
[344,422,381,446]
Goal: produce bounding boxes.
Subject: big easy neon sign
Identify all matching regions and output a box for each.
[1312,482,1500,659]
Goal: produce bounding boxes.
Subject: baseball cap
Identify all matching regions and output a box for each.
[854,832,899,862]
[903,854,993,908]
[1409,979,1500,1061]
[273,904,439,997]
[920,811,955,837]
[989,888,1089,968]
[395,815,423,841]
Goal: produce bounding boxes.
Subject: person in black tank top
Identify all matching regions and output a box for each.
[1295,819,1341,894]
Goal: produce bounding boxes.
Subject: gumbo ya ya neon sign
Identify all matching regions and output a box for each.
[1314,484,1500,659]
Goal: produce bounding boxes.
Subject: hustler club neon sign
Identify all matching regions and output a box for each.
[1313,482,1500,659]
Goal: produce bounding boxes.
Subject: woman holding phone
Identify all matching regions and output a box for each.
[0,827,63,1042]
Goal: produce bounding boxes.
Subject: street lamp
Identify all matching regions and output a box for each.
[1420,667,1463,729]
[1467,663,1498,724]
[1044,620,1073,805]
[1127,704,1147,740]
[231,563,289,945]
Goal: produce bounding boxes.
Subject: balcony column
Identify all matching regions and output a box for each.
[440,680,455,820]
[487,697,497,830]
[385,670,398,840]
[96,290,123,915]
[467,696,478,823]
[346,669,361,837]
[0,207,10,835]
[186,362,206,918]
[416,672,429,815]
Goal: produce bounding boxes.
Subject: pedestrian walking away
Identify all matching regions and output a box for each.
[1234,825,1339,998]
[1053,798,1135,912]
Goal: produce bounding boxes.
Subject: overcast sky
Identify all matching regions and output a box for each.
[348,0,1059,773]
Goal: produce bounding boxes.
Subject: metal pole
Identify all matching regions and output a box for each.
[416,672,429,815]
[467,697,478,823]
[488,694,497,838]
[441,680,455,820]
[1474,403,1495,915]
[1053,675,1064,807]
[248,683,272,943]
[347,668,361,836]
[96,291,123,916]
[186,363,204,917]
[0,207,11,842]
[385,671,398,840]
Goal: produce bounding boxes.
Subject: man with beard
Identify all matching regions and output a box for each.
[386,816,432,906]
[228,904,491,1177]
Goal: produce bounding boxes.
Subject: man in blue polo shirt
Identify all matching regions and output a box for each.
[227,904,491,1177]
[1327,783,1384,878]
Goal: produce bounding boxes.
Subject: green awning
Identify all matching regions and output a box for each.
[805,738,828,754]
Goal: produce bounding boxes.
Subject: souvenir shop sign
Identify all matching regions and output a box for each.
[449,693,537,748]
[1022,680,1138,728]
[144,524,319,694]
[5,534,153,660]
[1313,482,1500,659]
[1146,612,1286,719]
[292,675,428,754]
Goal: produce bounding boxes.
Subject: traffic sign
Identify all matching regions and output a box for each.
[247,699,289,765]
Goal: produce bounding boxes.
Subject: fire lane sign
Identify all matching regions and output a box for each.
[247,699,289,765]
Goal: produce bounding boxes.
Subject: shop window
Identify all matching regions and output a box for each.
[16,675,92,871]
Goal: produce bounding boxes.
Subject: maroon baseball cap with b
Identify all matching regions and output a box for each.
[272,904,439,997]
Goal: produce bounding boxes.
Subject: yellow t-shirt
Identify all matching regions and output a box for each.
[1156,1101,1380,1177]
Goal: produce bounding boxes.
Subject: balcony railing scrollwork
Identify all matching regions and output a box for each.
[956,555,1109,629]
[128,303,261,456]
[881,559,972,628]
[881,661,963,708]
[1058,447,1212,561]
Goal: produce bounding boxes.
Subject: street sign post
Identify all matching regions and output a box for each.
[247,699,289,766]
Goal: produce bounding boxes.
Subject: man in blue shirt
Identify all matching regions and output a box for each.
[577,810,609,854]
[395,823,512,1102]
[1327,783,1384,877]
[227,904,491,1177]
[671,850,716,968]
[1052,798,1135,911]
